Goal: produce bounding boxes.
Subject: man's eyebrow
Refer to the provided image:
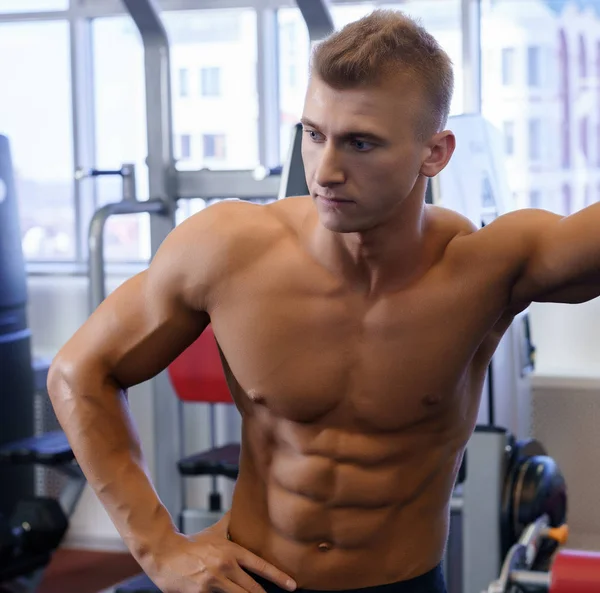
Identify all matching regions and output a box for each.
[300,117,387,142]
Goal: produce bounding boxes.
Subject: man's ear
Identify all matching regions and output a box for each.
[420,130,456,178]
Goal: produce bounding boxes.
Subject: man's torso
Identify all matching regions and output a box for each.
[201,197,523,588]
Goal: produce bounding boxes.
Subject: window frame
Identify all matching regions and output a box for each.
[1,0,480,272]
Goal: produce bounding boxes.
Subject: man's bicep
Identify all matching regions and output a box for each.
[509,207,600,306]
[58,267,208,391]
[57,220,214,389]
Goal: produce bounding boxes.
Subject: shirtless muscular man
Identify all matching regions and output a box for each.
[48,10,599,593]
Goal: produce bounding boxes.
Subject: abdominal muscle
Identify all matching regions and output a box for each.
[226,412,461,590]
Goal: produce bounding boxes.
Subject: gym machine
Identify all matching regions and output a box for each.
[444,428,567,593]
[0,135,87,592]
[484,513,600,593]
[0,432,86,593]
[0,135,36,512]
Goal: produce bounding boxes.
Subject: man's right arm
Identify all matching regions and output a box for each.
[47,202,297,593]
[46,208,217,564]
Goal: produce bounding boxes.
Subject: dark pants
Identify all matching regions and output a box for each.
[247,565,447,593]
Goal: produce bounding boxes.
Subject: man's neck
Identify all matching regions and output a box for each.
[312,189,431,296]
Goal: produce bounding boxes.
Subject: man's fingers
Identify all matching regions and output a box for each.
[228,568,269,593]
[236,549,297,591]
[210,578,255,593]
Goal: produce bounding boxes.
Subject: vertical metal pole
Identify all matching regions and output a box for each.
[295,0,334,43]
[68,8,98,264]
[461,0,481,114]
[462,428,507,593]
[121,0,182,519]
[257,8,281,168]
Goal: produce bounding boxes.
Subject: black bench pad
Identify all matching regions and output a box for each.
[0,551,50,583]
[0,431,74,466]
[177,443,240,479]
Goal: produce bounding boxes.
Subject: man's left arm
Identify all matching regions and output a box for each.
[504,204,600,307]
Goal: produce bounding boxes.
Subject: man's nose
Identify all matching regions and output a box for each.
[315,142,345,187]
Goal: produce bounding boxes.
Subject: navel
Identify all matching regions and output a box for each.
[423,392,442,406]
[317,541,333,552]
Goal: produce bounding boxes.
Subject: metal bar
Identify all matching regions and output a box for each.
[450,495,463,513]
[462,428,509,593]
[88,199,167,312]
[296,0,334,42]
[0,10,68,21]
[69,15,98,264]
[70,0,126,18]
[120,0,183,521]
[157,0,277,11]
[510,570,551,589]
[57,468,86,516]
[461,0,481,114]
[257,7,281,168]
[176,169,281,200]
[278,122,308,198]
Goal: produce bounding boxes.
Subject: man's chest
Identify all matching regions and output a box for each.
[208,262,508,432]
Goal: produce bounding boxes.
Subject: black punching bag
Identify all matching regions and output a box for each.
[0,135,35,513]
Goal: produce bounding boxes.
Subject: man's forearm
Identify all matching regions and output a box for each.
[47,362,178,563]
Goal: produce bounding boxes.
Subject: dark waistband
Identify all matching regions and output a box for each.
[247,564,446,593]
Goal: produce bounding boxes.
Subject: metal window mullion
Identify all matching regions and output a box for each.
[462,0,481,114]
[70,0,126,19]
[257,7,281,168]
[156,0,273,11]
[0,10,67,22]
[68,10,97,264]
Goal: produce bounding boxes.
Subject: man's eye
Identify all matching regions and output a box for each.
[305,130,323,141]
[351,139,373,151]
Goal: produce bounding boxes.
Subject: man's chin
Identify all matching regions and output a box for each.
[318,212,367,234]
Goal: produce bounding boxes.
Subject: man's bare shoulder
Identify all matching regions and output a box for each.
[430,205,560,251]
[433,206,564,292]
[150,200,290,308]
[425,205,478,258]
[469,208,562,259]
[174,199,289,254]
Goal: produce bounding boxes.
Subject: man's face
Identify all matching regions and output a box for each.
[301,74,442,233]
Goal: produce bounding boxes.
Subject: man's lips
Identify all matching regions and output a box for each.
[317,194,353,203]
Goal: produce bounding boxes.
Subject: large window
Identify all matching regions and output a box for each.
[482,0,600,214]
[92,8,258,262]
[93,16,148,262]
[0,21,74,260]
[0,1,500,266]
[166,9,258,171]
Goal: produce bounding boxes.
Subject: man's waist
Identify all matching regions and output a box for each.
[226,517,447,591]
[242,564,446,593]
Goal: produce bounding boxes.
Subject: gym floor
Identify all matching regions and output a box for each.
[38,549,141,593]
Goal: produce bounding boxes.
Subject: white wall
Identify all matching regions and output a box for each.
[528,298,600,551]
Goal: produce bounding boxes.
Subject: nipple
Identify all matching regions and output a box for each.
[247,389,265,404]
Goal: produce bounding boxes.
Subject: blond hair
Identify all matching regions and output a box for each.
[311,9,454,139]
